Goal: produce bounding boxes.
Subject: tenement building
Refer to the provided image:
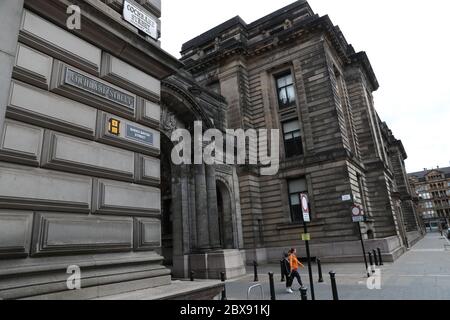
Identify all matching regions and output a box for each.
[180,0,423,264]
[409,167,450,229]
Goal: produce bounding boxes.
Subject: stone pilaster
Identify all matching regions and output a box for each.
[195,164,210,250]
[0,0,24,134]
[206,165,221,249]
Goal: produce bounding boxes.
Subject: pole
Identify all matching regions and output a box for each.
[268,272,276,301]
[317,258,324,283]
[303,221,315,300]
[358,222,370,278]
[253,261,258,282]
[372,249,379,266]
[300,286,308,301]
[368,252,375,273]
[377,248,384,266]
[329,272,339,301]
[190,271,195,282]
[220,272,227,301]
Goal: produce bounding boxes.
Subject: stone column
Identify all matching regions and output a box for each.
[172,164,193,278]
[0,0,24,134]
[206,165,221,249]
[172,164,191,257]
[195,164,210,250]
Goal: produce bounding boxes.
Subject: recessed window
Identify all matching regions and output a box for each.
[282,119,303,158]
[288,178,309,223]
[276,72,296,109]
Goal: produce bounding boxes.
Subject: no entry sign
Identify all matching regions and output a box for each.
[352,205,365,223]
[301,193,310,223]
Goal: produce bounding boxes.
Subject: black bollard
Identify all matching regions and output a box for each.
[190,271,195,282]
[329,272,339,301]
[300,286,308,301]
[317,258,324,283]
[373,249,379,266]
[269,272,276,301]
[368,252,375,273]
[280,260,285,282]
[220,272,227,301]
[253,261,259,282]
[377,248,384,266]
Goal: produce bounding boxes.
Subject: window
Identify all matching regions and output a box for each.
[288,178,309,223]
[276,72,296,108]
[282,120,303,158]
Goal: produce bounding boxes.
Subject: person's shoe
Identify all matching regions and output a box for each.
[286,288,294,294]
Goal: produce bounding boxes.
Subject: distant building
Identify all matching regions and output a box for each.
[409,167,450,229]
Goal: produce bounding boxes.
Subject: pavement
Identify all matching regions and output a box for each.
[224,233,450,300]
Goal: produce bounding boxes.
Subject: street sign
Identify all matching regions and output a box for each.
[302,233,311,241]
[301,193,310,223]
[123,0,158,40]
[342,194,352,201]
[352,205,365,223]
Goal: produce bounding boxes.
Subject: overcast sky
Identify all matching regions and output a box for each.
[161,0,450,173]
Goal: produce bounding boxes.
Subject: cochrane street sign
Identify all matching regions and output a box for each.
[123,0,158,40]
[65,68,135,109]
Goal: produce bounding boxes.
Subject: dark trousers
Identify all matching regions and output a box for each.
[287,270,303,287]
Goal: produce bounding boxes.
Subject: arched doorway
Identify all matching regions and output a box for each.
[216,180,234,249]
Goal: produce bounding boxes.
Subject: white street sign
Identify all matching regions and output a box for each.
[123,0,158,40]
[342,194,352,201]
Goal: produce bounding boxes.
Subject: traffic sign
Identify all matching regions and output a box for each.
[301,193,310,223]
[302,233,311,241]
[352,205,365,223]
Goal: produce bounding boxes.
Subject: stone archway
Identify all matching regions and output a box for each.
[216,179,234,249]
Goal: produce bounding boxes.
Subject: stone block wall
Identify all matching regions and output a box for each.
[0,0,180,299]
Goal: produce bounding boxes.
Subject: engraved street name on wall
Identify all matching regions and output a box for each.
[65,68,135,109]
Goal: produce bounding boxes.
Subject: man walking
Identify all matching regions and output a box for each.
[281,253,292,293]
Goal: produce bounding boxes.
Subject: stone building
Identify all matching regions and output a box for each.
[0,0,424,300]
[409,167,450,229]
[0,0,244,299]
[180,0,423,264]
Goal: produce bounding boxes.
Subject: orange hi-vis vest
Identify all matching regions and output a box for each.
[289,254,304,271]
